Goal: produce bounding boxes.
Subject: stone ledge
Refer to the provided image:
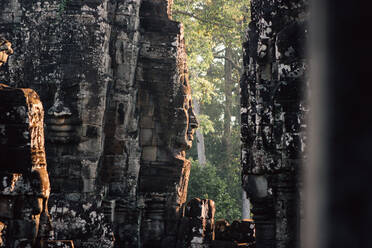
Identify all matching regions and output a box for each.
[41,240,75,248]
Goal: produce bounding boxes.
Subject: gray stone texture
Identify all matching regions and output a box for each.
[0,0,197,247]
[213,219,255,248]
[0,83,53,247]
[138,1,198,247]
[240,0,308,247]
[176,198,215,248]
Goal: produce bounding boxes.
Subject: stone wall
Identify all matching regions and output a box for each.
[240,0,308,247]
[0,1,124,246]
[0,0,196,247]
[0,84,52,247]
[138,1,197,246]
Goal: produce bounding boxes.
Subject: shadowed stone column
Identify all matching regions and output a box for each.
[0,84,52,247]
[0,37,75,248]
[137,1,198,247]
[0,1,137,246]
[0,37,52,248]
[240,0,308,247]
[99,1,142,246]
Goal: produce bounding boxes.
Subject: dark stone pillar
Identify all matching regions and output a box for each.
[240,0,308,247]
[307,1,372,248]
[138,1,198,247]
[0,84,53,247]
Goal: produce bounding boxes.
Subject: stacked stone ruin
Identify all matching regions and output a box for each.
[0,82,76,247]
[240,0,308,247]
[0,0,198,247]
[176,198,215,247]
[0,0,309,247]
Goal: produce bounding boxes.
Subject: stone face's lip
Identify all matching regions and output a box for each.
[47,124,77,132]
[45,116,80,126]
[45,135,80,144]
[45,119,80,143]
[45,128,80,144]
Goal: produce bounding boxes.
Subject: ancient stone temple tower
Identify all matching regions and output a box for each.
[0,0,197,247]
[240,0,308,247]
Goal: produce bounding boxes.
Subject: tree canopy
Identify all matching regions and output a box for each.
[173,0,250,221]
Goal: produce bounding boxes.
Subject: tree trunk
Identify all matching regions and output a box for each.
[193,100,207,166]
[222,46,233,164]
[242,190,251,219]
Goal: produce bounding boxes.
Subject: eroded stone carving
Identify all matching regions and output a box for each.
[0,1,198,247]
[176,198,215,247]
[240,0,308,247]
[1,1,135,246]
[0,39,52,246]
[213,219,255,248]
[138,1,198,246]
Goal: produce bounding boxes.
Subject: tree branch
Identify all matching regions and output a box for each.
[173,10,234,29]
[214,55,242,74]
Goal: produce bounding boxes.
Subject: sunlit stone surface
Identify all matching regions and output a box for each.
[0,83,53,246]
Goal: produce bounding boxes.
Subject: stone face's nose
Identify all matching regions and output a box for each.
[47,98,72,117]
[188,107,199,129]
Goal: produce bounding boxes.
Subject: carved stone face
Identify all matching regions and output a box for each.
[187,100,199,147]
[44,78,108,149]
[16,20,111,160]
[0,40,13,66]
[0,82,52,246]
[174,95,199,150]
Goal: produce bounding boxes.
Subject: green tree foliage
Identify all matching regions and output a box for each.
[173,0,250,103]
[173,0,250,222]
[187,159,241,221]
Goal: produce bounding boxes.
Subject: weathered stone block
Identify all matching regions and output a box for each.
[62,179,83,193]
[9,219,38,239]
[229,220,255,243]
[80,160,98,179]
[82,179,95,193]
[141,146,157,161]
[156,148,169,162]
[189,218,206,236]
[185,198,212,219]
[140,128,153,146]
[49,163,69,178]
[211,240,238,248]
[41,240,75,248]
[108,182,126,197]
[215,219,230,241]
[140,116,155,129]
[0,197,14,219]
[68,163,82,179]
[65,193,81,202]
[141,104,155,117]
[245,175,268,199]
[140,18,180,34]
